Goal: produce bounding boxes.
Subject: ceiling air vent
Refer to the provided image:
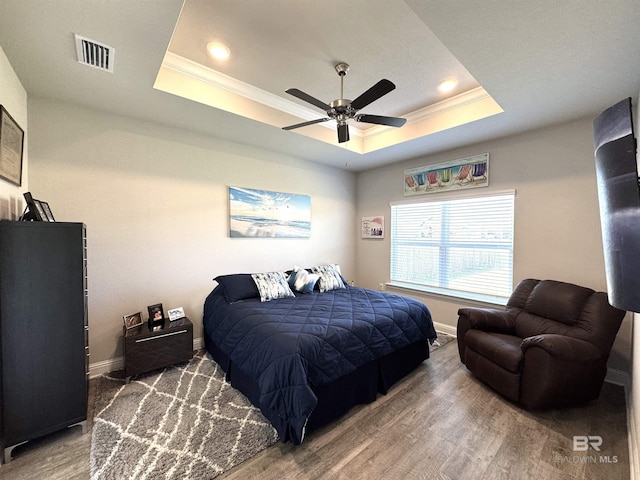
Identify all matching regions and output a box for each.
[74,34,114,73]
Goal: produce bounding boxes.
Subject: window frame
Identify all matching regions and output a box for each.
[389,189,516,306]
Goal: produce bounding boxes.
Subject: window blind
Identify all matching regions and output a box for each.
[390,191,515,304]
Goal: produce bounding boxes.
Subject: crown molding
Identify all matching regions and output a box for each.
[160,52,498,146]
[162,52,332,126]
[362,87,493,139]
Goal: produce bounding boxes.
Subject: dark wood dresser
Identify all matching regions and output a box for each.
[0,221,88,464]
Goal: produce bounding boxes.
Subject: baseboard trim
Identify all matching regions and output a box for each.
[89,357,123,378]
[434,321,457,337]
[605,367,629,386]
[89,337,205,378]
[602,367,637,480]
[90,328,461,377]
[90,327,461,376]
[630,403,640,480]
[630,400,640,480]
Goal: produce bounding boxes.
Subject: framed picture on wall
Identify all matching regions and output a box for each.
[404,153,489,196]
[228,186,311,238]
[0,105,24,187]
[361,216,384,239]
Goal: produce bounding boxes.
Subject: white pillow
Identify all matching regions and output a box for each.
[310,264,346,292]
[251,271,295,302]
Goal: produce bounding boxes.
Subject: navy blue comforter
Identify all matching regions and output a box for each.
[203,285,436,444]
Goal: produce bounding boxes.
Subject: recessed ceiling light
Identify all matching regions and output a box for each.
[207,42,231,60]
[438,78,458,93]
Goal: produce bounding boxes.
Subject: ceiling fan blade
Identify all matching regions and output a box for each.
[350,79,396,111]
[337,123,350,143]
[282,118,330,130]
[355,114,407,127]
[285,88,332,111]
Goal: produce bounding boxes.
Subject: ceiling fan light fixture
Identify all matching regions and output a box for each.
[438,78,458,93]
[207,41,231,60]
[283,64,406,144]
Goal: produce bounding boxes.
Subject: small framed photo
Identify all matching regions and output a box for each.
[40,201,55,222]
[168,307,185,322]
[147,303,165,322]
[32,199,48,222]
[22,192,55,222]
[123,311,143,330]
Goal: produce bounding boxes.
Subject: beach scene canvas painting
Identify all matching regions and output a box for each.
[229,186,311,238]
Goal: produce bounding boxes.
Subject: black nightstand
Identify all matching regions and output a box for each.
[123,317,193,382]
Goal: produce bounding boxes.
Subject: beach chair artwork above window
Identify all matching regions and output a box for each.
[403,153,489,196]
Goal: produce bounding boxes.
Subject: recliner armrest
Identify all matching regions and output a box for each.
[457,307,515,333]
[520,333,607,409]
[521,334,601,361]
[457,307,515,364]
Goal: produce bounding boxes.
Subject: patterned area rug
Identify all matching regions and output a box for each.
[431,332,455,351]
[91,332,455,480]
[90,351,278,480]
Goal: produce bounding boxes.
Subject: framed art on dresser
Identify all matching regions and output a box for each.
[123,312,143,330]
[147,303,165,323]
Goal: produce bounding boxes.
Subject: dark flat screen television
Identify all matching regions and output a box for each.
[593,97,640,312]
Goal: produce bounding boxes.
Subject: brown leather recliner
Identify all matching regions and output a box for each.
[457,279,626,409]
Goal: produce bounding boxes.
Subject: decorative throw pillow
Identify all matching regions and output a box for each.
[214,274,260,303]
[251,271,296,302]
[310,264,346,292]
[287,265,320,294]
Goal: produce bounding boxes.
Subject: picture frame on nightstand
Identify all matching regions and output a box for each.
[123,311,143,330]
[147,303,165,323]
[168,307,185,322]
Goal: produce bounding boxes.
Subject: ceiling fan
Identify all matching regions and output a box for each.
[282,63,407,143]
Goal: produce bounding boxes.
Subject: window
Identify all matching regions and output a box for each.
[390,191,515,304]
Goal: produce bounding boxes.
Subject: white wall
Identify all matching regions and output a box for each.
[0,45,27,218]
[27,97,356,366]
[355,116,631,372]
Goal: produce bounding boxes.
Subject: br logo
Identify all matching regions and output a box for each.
[573,436,603,452]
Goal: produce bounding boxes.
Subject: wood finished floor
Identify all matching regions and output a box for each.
[0,341,630,480]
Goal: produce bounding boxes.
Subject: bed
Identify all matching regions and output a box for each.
[202,265,437,444]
